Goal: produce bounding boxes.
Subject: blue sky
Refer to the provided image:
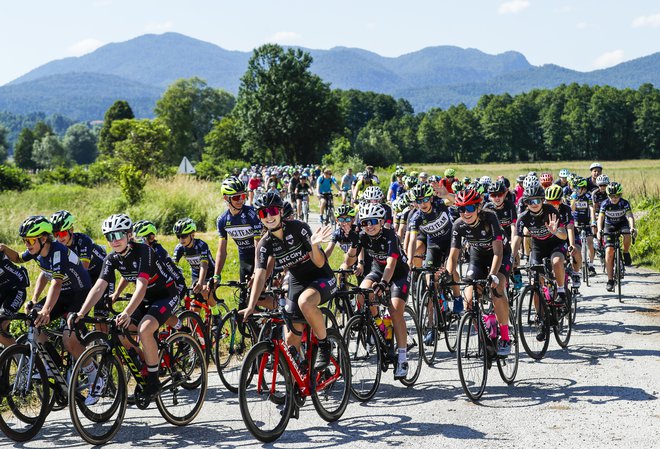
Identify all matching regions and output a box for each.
[2,0,659,85]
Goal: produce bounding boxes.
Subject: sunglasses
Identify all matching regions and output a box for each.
[23,237,38,246]
[415,197,431,204]
[526,198,543,206]
[105,231,126,242]
[489,192,505,198]
[54,230,70,239]
[360,218,380,227]
[337,217,352,223]
[608,194,620,199]
[228,193,246,202]
[548,200,561,207]
[257,206,281,219]
[176,233,191,239]
[457,204,478,214]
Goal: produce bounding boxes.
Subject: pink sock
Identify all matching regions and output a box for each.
[500,324,510,341]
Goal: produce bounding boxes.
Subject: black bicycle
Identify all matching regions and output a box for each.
[603,231,632,303]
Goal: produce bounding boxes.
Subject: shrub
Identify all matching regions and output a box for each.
[118,164,146,203]
[0,164,31,191]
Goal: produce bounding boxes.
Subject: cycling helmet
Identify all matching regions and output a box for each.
[394,168,406,177]
[516,175,525,183]
[444,168,456,177]
[428,175,441,183]
[362,171,373,181]
[358,203,386,221]
[454,189,482,207]
[418,171,428,179]
[335,204,356,217]
[596,174,610,186]
[463,177,472,184]
[488,180,507,195]
[392,198,404,213]
[19,216,52,238]
[544,185,564,201]
[133,220,158,238]
[606,182,623,196]
[589,162,603,170]
[575,177,588,189]
[173,218,197,235]
[281,201,294,219]
[221,176,246,195]
[363,186,384,202]
[102,214,132,234]
[50,210,75,233]
[540,172,553,187]
[559,169,570,178]
[452,180,465,192]
[404,176,418,189]
[527,171,537,177]
[523,175,540,190]
[399,194,411,209]
[253,191,284,210]
[524,185,545,199]
[480,176,492,186]
[409,171,419,178]
[410,183,434,199]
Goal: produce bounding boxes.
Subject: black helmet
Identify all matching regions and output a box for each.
[488,180,507,195]
[253,192,284,210]
[282,201,294,219]
[524,185,545,199]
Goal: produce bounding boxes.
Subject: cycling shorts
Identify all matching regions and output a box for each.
[465,252,512,281]
[365,271,411,302]
[603,223,630,248]
[131,293,179,327]
[285,275,337,319]
[0,288,27,321]
[35,289,88,321]
[530,240,566,265]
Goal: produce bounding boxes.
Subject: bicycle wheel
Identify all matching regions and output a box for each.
[443,291,460,353]
[68,345,127,445]
[553,291,573,349]
[400,305,422,386]
[156,333,207,426]
[412,274,426,318]
[418,291,438,366]
[457,313,488,401]
[178,310,210,368]
[517,286,550,360]
[311,329,351,422]
[497,308,519,385]
[582,237,590,287]
[616,246,623,302]
[0,344,51,442]
[342,315,382,402]
[327,295,353,331]
[238,342,293,443]
[215,313,255,393]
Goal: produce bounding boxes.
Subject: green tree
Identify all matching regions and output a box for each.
[63,123,98,165]
[32,135,69,169]
[321,135,353,166]
[155,77,235,164]
[98,100,134,158]
[111,119,170,175]
[235,44,342,163]
[0,125,8,164]
[13,127,36,170]
[32,121,54,140]
[355,122,401,167]
[202,116,243,161]
[634,84,660,158]
[118,164,146,203]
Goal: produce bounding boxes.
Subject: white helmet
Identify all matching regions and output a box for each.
[523,175,540,190]
[480,176,492,186]
[359,203,386,221]
[527,171,537,177]
[559,169,570,178]
[362,186,384,202]
[102,214,132,234]
[596,174,610,186]
[589,162,603,170]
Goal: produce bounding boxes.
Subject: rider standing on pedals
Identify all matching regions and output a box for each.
[447,189,513,356]
[340,202,411,379]
[240,192,337,369]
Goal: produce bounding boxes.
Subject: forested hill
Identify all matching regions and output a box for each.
[2,32,659,120]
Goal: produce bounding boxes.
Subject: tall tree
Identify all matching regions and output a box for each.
[32,135,69,169]
[98,100,134,158]
[0,125,8,164]
[63,123,98,164]
[110,119,170,175]
[13,127,36,170]
[155,77,235,164]
[235,44,342,163]
[634,84,660,158]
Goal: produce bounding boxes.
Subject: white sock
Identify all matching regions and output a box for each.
[398,348,406,363]
[557,286,565,293]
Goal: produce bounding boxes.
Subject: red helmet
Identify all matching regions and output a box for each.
[540,172,553,187]
[455,189,482,206]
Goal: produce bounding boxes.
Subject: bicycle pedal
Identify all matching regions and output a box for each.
[291,404,300,419]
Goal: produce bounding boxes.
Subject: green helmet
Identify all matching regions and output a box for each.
[606,182,623,196]
[221,176,246,195]
[19,216,53,238]
[173,218,197,235]
[50,210,75,233]
[409,171,419,178]
[133,220,158,238]
[404,176,418,189]
[452,180,465,192]
[444,168,456,177]
[574,177,588,189]
[544,184,564,201]
[411,183,433,199]
[334,205,356,218]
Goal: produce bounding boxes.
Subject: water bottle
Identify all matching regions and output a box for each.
[374,317,386,339]
[278,296,286,309]
[383,314,393,340]
[513,271,523,290]
[542,286,552,303]
[483,314,498,339]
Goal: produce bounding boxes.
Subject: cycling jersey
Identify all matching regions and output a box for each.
[216,206,263,261]
[409,199,453,249]
[21,241,91,292]
[295,183,313,197]
[69,232,106,277]
[150,241,186,289]
[556,203,574,229]
[331,225,360,255]
[100,242,176,302]
[599,198,632,226]
[288,177,300,195]
[591,188,608,208]
[388,181,405,201]
[395,208,411,227]
[173,238,216,282]
[341,174,356,191]
[483,199,518,235]
[571,192,593,225]
[317,176,337,194]
[516,204,566,242]
[352,228,408,280]
[0,252,29,289]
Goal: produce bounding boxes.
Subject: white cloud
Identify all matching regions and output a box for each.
[146,21,174,33]
[632,14,660,28]
[576,22,589,30]
[268,31,302,43]
[498,0,530,14]
[593,50,625,69]
[67,38,104,56]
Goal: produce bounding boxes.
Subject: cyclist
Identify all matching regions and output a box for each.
[586,162,603,191]
[341,168,357,204]
[288,170,301,203]
[555,169,571,189]
[447,189,512,355]
[353,171,375,204]
[597,182,636,292]
[540,172,554,189]
[387,169,406,203]
[0,251,29,347]
[439,168,456,194]
[512,185,569,307]
[317,169,340,224]
[1,216,91,366]
[240,192,336,369]
[545,185,580,287]
[173,218,220,316]
[214,177,263,289]
[570,178,598,277]
[294,174,313,220]
[325,205,359,260]
[514,175,525,204]
[247,172,262,205]
[393,195,412,242]
[484,180,519,286]
[341,203,411,379]
[361,186,393,228]
[71,214,179,402]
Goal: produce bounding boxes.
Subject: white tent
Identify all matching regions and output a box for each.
[177,156,196,174]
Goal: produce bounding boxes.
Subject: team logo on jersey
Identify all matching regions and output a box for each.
[481,230,487,236]
[286,234,294,244]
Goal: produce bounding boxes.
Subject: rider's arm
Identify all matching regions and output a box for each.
[324,241,336,259]
[446,247,460,278]
[0,244,22,263]
[244,268,267,313]
[31,272,48,303]
[407,232,417,268]
[41,278,63,317]
[112,276,129,299]
[381,256,397,284]
[489,240,503,277]
[214,238,228,277]
[77,278,110,317]
[341,246,358,269]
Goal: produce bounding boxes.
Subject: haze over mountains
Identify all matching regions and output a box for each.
[1,32,658,121]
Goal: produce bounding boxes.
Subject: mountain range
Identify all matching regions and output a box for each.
[1,32,658,121]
